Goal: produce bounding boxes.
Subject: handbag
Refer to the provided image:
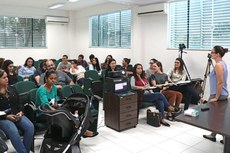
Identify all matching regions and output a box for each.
[146,109,161,127]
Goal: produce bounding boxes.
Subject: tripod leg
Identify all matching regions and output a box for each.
[201,61,211,98]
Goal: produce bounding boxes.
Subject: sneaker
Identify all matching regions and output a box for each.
[174,107,181,113]
[161,119,170,127]
[203,135,216,142]
[220,140,224,144]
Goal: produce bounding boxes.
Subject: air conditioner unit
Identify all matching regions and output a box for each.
[137,3,168,16]
[45,16,69,24]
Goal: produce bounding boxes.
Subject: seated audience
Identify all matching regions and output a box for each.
[56,55,71,73]
[149,61,182,116]
[33,59,47,86]
[121,58,133,77]
[18,57,36,81]
[36,69,59,117]
[39,59,74,89]
[2,60,19,85]
[130,64,174,126]
[0,69,34,153]
[146,58,158,78]
[77,54,88,68]
[36,69,97,137]
[70,59,86,86]
[101,55,113,70]
[104,58,117,77]
[89,57,101,73]
[88,54,95,65]
[0,58,5,68]
[167,58,204,110]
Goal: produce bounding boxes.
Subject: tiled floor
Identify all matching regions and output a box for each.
[6,102,224,153]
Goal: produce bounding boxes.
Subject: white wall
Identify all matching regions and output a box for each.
[0,5,70,65]
[70,3,230,99]
[1,3,230,98]
[133,9,230,99]
[69,3,135,65]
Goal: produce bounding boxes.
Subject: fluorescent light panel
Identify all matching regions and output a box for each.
[68,0,79,2]
[48,2,65,9]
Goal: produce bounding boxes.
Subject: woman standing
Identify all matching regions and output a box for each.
[203,46,228,143]
[0,69,34,153]
[131,64,174,126]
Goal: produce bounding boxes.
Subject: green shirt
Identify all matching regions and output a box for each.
[35,85,58,107]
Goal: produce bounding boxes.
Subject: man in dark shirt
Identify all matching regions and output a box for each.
[77,54,88,68]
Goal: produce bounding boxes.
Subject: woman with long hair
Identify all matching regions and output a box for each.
[89,57,101,73]
[122,58,133,77]
[203,46,228,144]
[167,58,204,110]
[149,61,182,120]
[18,57,36,81]
[131,64,174,126]
[104,58,117,77]
[0,69,34,153]
[2,59,18,85]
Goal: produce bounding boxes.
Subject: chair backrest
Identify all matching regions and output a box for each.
[14,81,36,105]
[17,75,24,82]
[85,70,99,81]
[28,88,38,103]
[61,85,84,99]
[15,81,36,94]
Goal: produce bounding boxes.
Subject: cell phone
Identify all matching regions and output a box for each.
[201,106,210,111]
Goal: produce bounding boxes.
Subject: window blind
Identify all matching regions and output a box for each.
[0,16,46,48]
[90,9,131,48]
[169,0,230,49]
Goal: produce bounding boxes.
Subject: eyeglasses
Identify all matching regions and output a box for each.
[174,62,180,64]
[149,62,154,65]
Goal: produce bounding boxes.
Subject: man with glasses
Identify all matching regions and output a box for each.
[39,60,74,89]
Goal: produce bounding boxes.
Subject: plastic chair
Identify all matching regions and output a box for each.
[14,81,36,105]
[17,75,24,82]
[84,70,100,81]
[61,85,84,99]
[24,88,48,152]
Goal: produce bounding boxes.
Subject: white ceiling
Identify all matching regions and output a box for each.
[0,0,169,11]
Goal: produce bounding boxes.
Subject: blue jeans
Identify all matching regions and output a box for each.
[143,92,170,118]
[0,116,34,153]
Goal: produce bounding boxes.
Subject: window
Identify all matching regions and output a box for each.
[169,0,230,50]
[90,10,131,48]
[0,16,46,48]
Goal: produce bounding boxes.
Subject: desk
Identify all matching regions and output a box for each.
[175,99,230,153]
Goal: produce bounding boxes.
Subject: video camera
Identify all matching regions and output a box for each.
[179,44,186,51]
[207,53,211,59]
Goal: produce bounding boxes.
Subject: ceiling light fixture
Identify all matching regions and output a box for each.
[48,2,65,9]
[68,0,79,2]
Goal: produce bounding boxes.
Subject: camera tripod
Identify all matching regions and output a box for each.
[178,46,192,81]
[201,57,214,98]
